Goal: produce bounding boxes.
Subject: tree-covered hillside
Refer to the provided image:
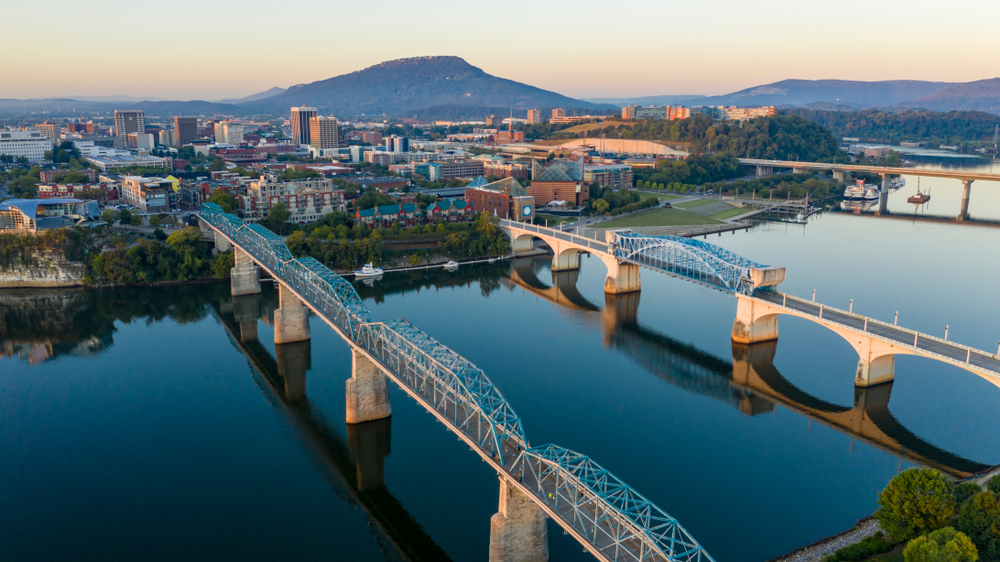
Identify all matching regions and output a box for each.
[791,108,1000,148]
[558,114,845,162]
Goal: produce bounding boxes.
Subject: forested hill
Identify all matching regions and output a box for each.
[790,108,1000,146]
[558,114,844,162]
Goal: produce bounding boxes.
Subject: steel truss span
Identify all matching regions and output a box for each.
[513,445,715,562]
[613,230,767,295]
[200,203,715,562]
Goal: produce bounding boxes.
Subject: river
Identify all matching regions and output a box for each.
[3,159,999,562]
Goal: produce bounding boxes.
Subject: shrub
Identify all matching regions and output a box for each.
[903,527,978,562]
[876,468,958,541]
[955,491,1000,562]
[830,532,893,561]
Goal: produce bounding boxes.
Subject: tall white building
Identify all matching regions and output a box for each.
[0,130,53,163]
[214,121,244,145]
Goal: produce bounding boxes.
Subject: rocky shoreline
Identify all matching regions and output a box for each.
[766,517,881,562]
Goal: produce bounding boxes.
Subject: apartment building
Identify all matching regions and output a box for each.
[0,130,53,163]
[240,174,345,223]
[120,176,172,212]
[584,164,633,191]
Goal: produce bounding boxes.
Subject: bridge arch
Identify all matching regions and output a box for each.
[732,295,1000,391]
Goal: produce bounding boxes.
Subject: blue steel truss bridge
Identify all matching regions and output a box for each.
[199,203,716,562]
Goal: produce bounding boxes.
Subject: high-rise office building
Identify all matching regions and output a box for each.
[114,110,145,139]
[551,108,566,119]
[362,131,383,146]
[173,117,198,145]
[384,136,409,153]
[214,121,244,145]
[309,116,341,149]
[526,109,543,124]
[291,106,317,146]
[36,122,59,142]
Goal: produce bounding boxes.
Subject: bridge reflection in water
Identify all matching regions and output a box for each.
[215,292,453,562]
[505,256,994,481]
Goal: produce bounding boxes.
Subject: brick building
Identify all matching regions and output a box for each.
[240,173,346,224]
[465,177,534,222]
[528,159,587,207]
[39,169,100,184]
[355,203,419,227]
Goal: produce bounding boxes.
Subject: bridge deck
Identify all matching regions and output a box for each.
[755,292,1000,381]
[739,159,1000,182]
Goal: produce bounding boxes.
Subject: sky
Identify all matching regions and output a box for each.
[4,0,999,101]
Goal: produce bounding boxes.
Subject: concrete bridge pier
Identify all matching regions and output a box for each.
[213,231,232,255]
[274,284,311,345]
[832,170,845,182]
[276,340,310,401]
[512,235,534,255]
[793,166,807,174]
[879,174,890,215]
[231,294,260,342]
[854,337,897,387]
[347,417,391,491]
[959,179,974,221]
[346,348,392,424]
[549,240,581,272]
[755,165,773,177]
[231,247,261,296]
[731,295,779,344]
[599,256,641,294]
[489,478,549,562]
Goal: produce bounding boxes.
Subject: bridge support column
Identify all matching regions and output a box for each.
[603,260,641,295]
[346,348,391,424]
[489,479,548,562]
[958,179,973,221]
[731,295,779,344]
[550,242,580,272]
[347,417,391,491]
[231,247,261,296]
[276,340,310,401]
[231,294,260,342]
[512,235,534,255]
[855,336,896,387]
[832,170,845,182]
[274,284,311,344]
[878,175,890,215]
[213,231,232,254]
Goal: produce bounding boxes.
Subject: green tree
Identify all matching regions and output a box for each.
[593,199,610,214]
[118,209,132,226]
[211,251,235,278]
[152,228,167,241]
[266,202,293,235]
[102,208,120,224]
[130,214,142,227]
[957,483,985,506]
[987,476,1000,495]
[956,491,1000,561]
[150,215,161,227]
[209,158,226,171]
[207,192,237,214]
[876,468,957,541]
[904,527,979,562]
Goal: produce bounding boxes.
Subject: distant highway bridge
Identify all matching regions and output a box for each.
[199,202,716,562]
[738,158,1000,220]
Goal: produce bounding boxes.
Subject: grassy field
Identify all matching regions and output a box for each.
[635,192,680,201]
[673,199,715,209]
[710,207,755,220]
[536,213,576,226]
[598,208,721,228]
[558,121,638,135]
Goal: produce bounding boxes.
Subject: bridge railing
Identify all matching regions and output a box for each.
[512,444,715,562]
[757,292,1000,374]
[499,219,610,254]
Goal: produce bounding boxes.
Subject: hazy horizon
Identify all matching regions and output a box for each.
[5,0,999,101]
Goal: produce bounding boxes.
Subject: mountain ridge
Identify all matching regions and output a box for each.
[246,56,614,116]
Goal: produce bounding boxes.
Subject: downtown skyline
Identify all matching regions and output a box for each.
[4,0,1000,101]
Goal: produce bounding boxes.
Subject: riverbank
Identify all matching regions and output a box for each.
[767,518,882,562]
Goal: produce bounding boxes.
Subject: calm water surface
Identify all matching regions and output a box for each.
[3,172,1000,561]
